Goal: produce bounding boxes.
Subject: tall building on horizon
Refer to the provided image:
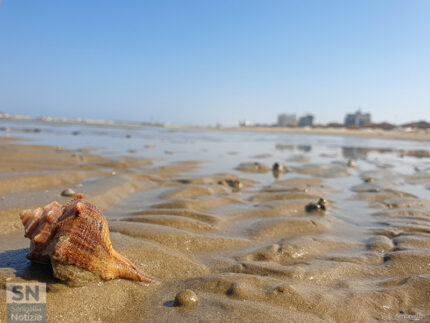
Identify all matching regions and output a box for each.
[298,114,314,127]
[277,113,297,127]
[344,110,371,128]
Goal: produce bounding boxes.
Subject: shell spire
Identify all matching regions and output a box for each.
[19,195,154,283]
[109,249,154,283]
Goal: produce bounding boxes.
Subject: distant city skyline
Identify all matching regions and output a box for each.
[0,1,429,126]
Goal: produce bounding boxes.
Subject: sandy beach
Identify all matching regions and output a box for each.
[0,126,429,322]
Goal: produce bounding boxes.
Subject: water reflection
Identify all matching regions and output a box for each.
[342,147,369,160]
[342,146,430,160]
[275,144,294,151]
[275,144,311,153]
[297,145,312,152]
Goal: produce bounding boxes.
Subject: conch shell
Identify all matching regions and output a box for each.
[20,194,153,283]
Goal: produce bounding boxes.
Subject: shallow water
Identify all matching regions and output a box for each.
[1,119,429,176]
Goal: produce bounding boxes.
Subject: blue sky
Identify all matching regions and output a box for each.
[0,0,429,125]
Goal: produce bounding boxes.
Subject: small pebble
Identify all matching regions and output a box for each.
[305,198,327,213]
[347,160,355,167]
[61,188,76,197]
[228,179,242,189]
[227,282,251,299]
[272,162,285,172]
[174,289,199,307]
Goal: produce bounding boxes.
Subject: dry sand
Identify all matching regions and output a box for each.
[0,136,430,322]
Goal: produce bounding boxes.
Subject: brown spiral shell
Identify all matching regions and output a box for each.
[20,194,154,283]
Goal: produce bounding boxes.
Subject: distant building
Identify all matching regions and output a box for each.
[298,114,314,127]
[362,122,396,130]
[277,114,297,127]
[344,110,371,128]
[0,112,29,120]
[402,121,430,129]
[239,120,251,127]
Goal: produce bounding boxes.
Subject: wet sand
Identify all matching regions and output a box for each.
[0,135,430,322]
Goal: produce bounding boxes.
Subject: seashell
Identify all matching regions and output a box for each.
[20,194,154,283]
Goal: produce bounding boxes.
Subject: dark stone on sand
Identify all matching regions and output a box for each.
[226,179,242,189]
[272,162,285,172]
[61,188,76,197]
[305,198,327,213]
[174,289,199,307]
[272,163,287,179]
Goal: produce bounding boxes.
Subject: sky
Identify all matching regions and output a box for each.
[0,0,429,126]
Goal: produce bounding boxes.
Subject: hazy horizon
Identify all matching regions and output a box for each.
[1,1,429,126]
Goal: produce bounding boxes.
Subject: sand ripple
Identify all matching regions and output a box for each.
[1,139,429,322]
